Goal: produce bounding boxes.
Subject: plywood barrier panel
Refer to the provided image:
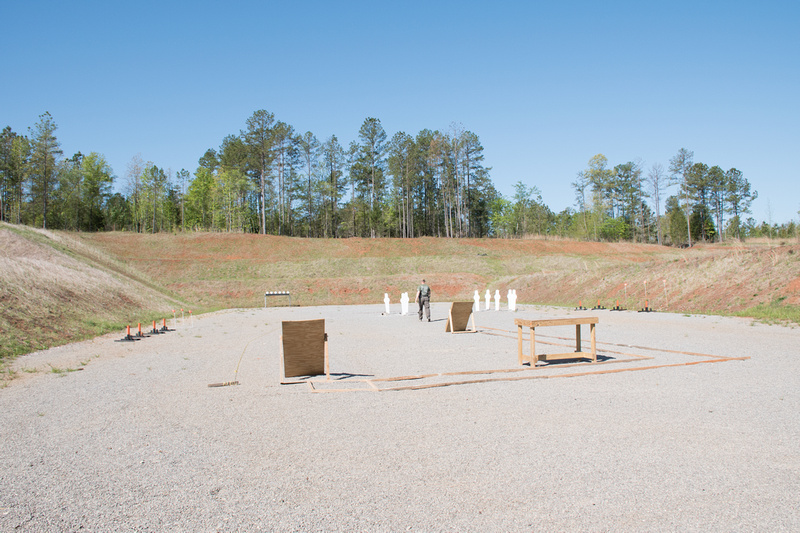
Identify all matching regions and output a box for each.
[282,319,326,378]
[445,302,476,333]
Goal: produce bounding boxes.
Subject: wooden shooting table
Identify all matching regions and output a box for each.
[515,316,598,366]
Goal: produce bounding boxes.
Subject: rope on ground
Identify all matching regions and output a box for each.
[207,327,277,388]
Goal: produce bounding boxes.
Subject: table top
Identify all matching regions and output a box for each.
[514,316,599,327]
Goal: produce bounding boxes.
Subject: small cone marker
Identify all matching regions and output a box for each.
[639,299,654,313]
[575,300,587,310]
[611,299,625,311]
[592,299,606,310]
[116,325,139,342]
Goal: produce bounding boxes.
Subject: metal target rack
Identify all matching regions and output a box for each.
[264,291,291,308]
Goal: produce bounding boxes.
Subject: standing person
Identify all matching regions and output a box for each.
[415,279,431,322]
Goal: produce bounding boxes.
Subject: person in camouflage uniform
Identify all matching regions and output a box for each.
[415,279,431,322]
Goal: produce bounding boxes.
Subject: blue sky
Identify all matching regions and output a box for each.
[3,0,798,224]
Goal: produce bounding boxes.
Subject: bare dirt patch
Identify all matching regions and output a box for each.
[76,232,800,316]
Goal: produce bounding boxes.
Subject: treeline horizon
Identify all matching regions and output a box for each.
[1,110,797,244]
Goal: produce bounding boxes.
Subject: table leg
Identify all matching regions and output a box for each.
[590,322,596,362]
[575,324,582,353]
[517,324,523,365]
[530,327,536,365]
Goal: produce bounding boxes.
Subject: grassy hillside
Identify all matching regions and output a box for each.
[3,225,799,371]
[0,223,187,364]
[79,231,800,316]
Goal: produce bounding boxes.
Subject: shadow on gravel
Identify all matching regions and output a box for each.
[523,354,615,366]
[330,372,374,380]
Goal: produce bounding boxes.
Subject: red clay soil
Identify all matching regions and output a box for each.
[77,233,800,317]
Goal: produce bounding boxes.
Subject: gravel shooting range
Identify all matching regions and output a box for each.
[4,0,800,528]
[2,293,799,530]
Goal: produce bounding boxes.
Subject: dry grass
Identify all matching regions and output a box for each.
[77,231,800,315]
[0,224,186,365]
[3,226,798,371]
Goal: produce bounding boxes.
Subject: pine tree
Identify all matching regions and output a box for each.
[298,131,320,237]
[0,127,31,224]
[29,112,62,228]
[724,168,757,240]
[357,118,387,237]
[242,110,275,234]
[668,148,694,246]
[320,135,346,238]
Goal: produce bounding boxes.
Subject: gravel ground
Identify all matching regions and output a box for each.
[2,303,799,532]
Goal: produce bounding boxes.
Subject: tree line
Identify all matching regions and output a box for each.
[175,112,498,238]
[1,113,117,231]
[2,111,796,243]
[568,149,761,245]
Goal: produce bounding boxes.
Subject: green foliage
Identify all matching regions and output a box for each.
[186,167,215,229]
[684,162,715,241]
[28,112,62,229]
[572,154,647,242]
[104,193,129,231]
[2,112,791,244]
[352,117,388,237]
[0,333,35,362]
[600,216,629,241]
[297,131,320,237]
[503,181,553,237]
[665,195,688,245]
[55,152,114,231]
[213,168,253,231]
[552,208,576,238]
[738,298,800,325]
[242,110,274,234]
[489,196,513,237]
[0,128,31,224]
[320,135,346,237]
[724,168,757,240]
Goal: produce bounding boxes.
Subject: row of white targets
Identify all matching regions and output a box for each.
[383,289,517,315]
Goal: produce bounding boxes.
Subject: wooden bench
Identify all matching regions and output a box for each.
[514,316,598,366]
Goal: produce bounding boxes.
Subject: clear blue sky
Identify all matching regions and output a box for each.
[3,0,798,224]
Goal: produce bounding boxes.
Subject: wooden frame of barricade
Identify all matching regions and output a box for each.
[445,302,477,333]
